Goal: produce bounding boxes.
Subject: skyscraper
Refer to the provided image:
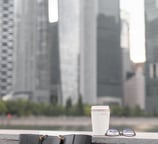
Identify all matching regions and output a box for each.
[120,11,131,80]
[80,0,97,104]
[97,0,122,104]
[58,0,80,104]
[145,0,158,112]
[80,0,123,105]
[121,11,145,109]
[0,0,14,97]
[14,0,51,102]
[48,22,62,104]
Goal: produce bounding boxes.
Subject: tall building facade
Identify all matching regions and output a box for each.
[80,0,97,104]
[48,22,62,104]
[80,0,123,104]
[120,11,131,80]
[14,0,51,102]
[145,0,158,112]
[124,63,145,109]
[97,0,122,104]
[58,0,80,104]
[0,0,14,97]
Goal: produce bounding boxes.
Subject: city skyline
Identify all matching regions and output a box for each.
[0,0,154,113]
[49,0,146,63]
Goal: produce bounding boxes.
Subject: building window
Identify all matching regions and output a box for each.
[3,14,8,17]
[1,71,6,75]
[2,42,7,46]
[149,63,158,78]
[2,57,7,60]
[1,64,7,68]
[1,79,7,82]
[3,7,8,10]
[3,28,8,32]
[3,0,9,3]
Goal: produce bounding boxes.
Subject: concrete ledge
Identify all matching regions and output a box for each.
[93,132,158,144]
[0,130,158,144]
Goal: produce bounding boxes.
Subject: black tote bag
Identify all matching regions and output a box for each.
[20,134,92,144]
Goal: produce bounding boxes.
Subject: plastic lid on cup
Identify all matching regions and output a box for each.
[91,105,109,111]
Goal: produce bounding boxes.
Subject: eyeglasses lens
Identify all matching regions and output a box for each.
[122,129,136,137]
[106,129,120,136]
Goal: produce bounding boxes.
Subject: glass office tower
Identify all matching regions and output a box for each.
[145,0,158,112]
[97,0,122,104]
[80,0,123,104]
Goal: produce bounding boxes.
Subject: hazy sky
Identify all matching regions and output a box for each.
[49,0,145,63]
[49,0,58,22]
[121,0,145,63]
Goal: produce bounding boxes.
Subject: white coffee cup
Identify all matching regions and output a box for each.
[91,105,110,135]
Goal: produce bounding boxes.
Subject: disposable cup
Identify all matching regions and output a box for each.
[91,105,110,135]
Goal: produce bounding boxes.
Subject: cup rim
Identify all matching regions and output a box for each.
[91,105,109,110]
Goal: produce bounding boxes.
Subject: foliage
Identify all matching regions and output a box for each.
[110,105,146,117]
[0,99,156,117]
[110,105,124,116]
[50,94,58,105]
[76,95,84,115]
[65,97,72,115]
[83,104,91,116]
[0,100,7,114]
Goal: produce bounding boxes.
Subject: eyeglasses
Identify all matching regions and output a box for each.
[105,128,136,137]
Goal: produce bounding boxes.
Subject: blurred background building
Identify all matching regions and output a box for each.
[48,22,62,104]
[124,63,145,109]
[6,0,62,104]
[97,0,123,105]
[80,0,123,105]
[13,0,51,102]
[121,10,145,109]
[80,0,97,104]
[145,0,158,112]
[58,0,80,104]
[0,0,14,97]
[121,11,131,81]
